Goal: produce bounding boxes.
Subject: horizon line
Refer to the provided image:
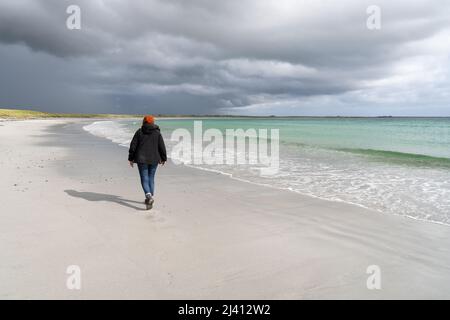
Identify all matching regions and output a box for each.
[1,108,450,119]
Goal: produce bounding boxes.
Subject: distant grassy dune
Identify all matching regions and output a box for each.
[0,108,258,120]
[0,108,140,120]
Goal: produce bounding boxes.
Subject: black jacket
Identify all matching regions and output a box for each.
[128,123,167,164]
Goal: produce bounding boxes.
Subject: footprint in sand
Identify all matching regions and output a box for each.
[145,211,166,223]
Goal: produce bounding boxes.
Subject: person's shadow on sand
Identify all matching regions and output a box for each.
[64,190,145,211]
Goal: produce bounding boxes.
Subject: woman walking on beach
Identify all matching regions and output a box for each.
[128,115,167,210]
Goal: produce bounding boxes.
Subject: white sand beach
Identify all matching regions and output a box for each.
[1,119,450,299]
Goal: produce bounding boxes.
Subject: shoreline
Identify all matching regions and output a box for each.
[177,162,450,228]
[1,119,450,299]
[84,118,450,228]
[82,120,384,221]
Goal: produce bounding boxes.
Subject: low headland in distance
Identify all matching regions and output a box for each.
[1,108,449,120]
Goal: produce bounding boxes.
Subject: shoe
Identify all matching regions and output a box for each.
[145,193,154,210]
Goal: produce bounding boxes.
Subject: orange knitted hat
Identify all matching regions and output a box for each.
[143,115,154,124]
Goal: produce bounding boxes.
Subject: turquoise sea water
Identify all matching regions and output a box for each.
[84,118,450,225]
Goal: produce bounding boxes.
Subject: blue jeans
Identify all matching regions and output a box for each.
[137,163,158,196]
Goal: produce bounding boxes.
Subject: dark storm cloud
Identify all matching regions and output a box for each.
[0,0,449,115]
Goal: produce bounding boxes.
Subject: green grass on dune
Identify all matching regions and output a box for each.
[0,108,140,119]
[0,108,241,119]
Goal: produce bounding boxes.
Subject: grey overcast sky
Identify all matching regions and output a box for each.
[0,0,449,115]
